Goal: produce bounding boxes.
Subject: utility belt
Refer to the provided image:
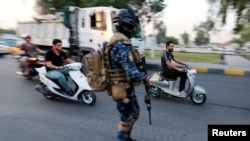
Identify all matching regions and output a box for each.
[107,68,141,102]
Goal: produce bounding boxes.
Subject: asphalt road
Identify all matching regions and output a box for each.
[0,55,250,141]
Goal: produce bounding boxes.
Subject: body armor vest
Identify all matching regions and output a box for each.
[104,34,143,87]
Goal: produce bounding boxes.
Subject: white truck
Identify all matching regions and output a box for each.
[16,6,146,69]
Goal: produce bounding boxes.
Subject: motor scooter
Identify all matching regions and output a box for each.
[35,62,96,105]
[15,54,45,80]
[147,67,207,105]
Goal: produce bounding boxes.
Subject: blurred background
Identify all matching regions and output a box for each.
[0,0,250,62]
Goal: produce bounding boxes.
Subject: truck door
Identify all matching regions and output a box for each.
[78,9,108,52]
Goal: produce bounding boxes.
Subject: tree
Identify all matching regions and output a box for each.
[165,36,179,45]
[128,0,166,23]
[36,0,90,14]
[194,30,209,46]
[35,0,51,15]
[193,21,211,45]
[180,32,189,45]
[207,0,250,33]
[155,21,167,44]
[239,24,250,42]
[37,0,166,24]
[229,37,244,47]
[0,28,15,34]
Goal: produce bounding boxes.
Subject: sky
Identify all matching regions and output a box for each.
[160,0,236,43]
[0,0,236,43]
[0,0,36,28]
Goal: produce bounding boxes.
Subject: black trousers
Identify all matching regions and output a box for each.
[162,69,187,92]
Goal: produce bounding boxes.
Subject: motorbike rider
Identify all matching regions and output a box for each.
[19,34,44,76]
[45,39,75,96]
[161,41,189,96]
[107,9,148,141]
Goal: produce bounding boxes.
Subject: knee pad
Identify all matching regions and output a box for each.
[118,120,133,132]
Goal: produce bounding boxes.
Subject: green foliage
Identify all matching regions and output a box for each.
[229,37,244,47]
[145,49,220,63]
[165,36,179,45]
[193,21,210,45]
[0,28,15,34]
[174,52,219,63]
[35,0,51,14]
[194,30,209,46]
[208,0,250,41]
[37,0,166,24]
[230,24,250,44]
[180,32,189,45]
[239,24,250,42]
[129,0,166,23]
[155,21,166,44]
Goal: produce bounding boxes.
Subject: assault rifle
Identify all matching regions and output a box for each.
[138,61,152,125]
[144,85,151,125]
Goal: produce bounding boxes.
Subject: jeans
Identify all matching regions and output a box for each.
[46,68,71,92]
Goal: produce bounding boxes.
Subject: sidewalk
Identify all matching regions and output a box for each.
[145,54,250,77]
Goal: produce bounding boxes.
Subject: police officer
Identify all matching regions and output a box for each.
[107,9,148,141]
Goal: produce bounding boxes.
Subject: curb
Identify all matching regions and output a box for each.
[145,63,250,77]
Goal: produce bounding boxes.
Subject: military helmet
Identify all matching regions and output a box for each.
[112,9,139,31]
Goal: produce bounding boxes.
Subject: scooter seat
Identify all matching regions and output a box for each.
[159,72,177,81]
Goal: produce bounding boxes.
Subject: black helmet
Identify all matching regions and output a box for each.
[113,9,139,31]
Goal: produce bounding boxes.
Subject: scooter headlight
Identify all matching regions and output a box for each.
[29,57,38,61]
[190,69,197,75]
[28,57,38,63]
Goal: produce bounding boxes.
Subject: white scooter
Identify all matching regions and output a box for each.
[35,62,96,105]
[147,67,207,105]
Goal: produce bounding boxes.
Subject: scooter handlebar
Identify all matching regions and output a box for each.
[64,62,82,70]
[182,65,191,73]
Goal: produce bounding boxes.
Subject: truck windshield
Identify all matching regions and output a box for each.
[111,12,143,39]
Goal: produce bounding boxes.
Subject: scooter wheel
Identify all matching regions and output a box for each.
[190,93,207,105]
[80,90,96,106]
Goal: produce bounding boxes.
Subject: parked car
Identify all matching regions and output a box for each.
[0,41,10,57]
[0,35,21,47]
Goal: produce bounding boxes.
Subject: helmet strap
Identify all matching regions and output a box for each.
[115,24,132,39]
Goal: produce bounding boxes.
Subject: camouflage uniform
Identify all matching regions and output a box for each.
[108,40,146,141]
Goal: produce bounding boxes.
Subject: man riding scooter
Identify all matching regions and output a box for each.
[161,41,190,97]
[19,34,45,76]
[45,39,75,96]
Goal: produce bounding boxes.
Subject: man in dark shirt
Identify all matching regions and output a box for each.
[19,34,44,75]
[45,39,74,96]
[161,41,189,96]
